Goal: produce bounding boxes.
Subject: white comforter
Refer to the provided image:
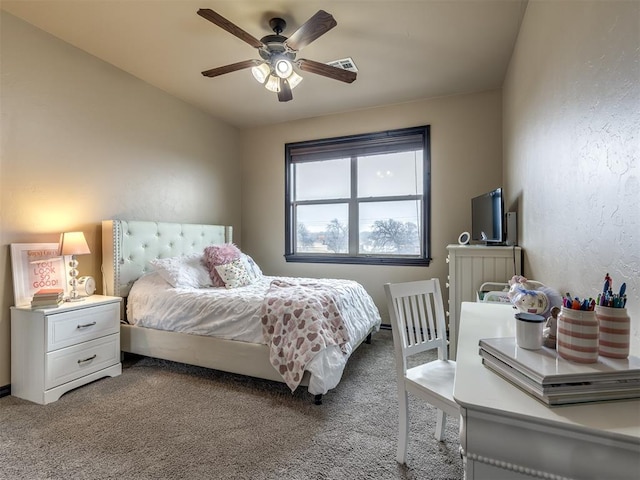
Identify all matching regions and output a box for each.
[126,272,381,394]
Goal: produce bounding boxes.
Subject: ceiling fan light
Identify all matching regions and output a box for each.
[274,58,293,79]
[264,75,281,93]
[288,71,303,90]
[251,62,271,84]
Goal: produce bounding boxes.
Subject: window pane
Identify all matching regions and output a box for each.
[285,125,430,265]
[294,158,350,201]
[359,201,422,255]
[358,151,423,198]
[296,204,349,254]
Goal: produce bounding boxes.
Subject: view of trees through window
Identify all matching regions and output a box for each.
[296,218,420,254]
[285,126,431,266]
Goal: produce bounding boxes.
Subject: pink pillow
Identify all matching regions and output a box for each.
[204,243,241,287]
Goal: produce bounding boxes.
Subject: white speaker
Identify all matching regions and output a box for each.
[506,212,518,246]
[458,231,470,245]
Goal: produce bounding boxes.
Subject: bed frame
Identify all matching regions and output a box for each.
[101,220,371,403]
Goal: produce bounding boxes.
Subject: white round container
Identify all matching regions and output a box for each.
[595,306,630,359]
[557,307,599,363]
[515,313,545,350]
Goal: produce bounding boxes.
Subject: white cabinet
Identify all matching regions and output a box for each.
[446,244,522,359]
[11,295,122,404]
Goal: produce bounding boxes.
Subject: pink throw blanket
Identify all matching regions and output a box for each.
[260,279,350,391]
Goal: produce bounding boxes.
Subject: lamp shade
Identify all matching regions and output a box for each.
[274,58,293,79]
[288,71,303,90]
[59,231,91,256]
[264,75,281,93]
[251,62,271,84]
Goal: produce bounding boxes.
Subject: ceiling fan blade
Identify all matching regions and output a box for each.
[278,79,293,102]
[201,59,261,78]
[197,9,264,49]
[285,10,337,51]
[297,59,357,84]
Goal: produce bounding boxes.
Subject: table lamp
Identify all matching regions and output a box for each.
[59,231,91,302]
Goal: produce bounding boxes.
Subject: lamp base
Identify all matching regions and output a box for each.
[67,255,85,303]
[65,297,85,303]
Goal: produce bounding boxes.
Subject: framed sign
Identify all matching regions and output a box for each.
[10,243,71,307]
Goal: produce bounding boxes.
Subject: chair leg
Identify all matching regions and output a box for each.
[434,408,447,441]
[396,388,409,464]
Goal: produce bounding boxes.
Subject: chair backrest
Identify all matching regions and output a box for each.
[384,279,449,373]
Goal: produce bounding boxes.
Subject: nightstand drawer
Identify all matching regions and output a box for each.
[47,302,119,351]
[45,333,120,389]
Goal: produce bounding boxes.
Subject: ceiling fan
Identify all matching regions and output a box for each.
[197,8,357,102]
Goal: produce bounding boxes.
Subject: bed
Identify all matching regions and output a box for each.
[101,220,381,403]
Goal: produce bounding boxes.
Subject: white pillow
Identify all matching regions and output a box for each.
[150,253,212,289]
[215,258,253,289]
[241,253,263,281]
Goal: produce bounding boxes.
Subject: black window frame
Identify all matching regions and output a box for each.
[284,125,431,266]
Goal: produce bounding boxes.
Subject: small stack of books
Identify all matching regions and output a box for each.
[479,337,640,406]
[31,288,65,308]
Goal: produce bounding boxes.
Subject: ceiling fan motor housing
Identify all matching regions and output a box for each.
[258,36,294,58]
[259,18,296,64]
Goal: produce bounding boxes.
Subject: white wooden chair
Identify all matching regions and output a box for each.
[384,278,459,464]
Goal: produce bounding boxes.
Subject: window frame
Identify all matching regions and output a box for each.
[284,125,431,266]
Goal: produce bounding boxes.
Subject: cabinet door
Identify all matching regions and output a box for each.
[447,245,521,359]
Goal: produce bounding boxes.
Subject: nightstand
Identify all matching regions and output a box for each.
[11,295,122,404]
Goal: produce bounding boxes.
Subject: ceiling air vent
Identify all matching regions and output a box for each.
[327,57,358,72]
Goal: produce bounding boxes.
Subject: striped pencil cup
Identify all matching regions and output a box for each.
[595,306,630,359]
[557,307,599,363]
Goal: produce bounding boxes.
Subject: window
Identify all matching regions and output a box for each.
[285,126,431,266]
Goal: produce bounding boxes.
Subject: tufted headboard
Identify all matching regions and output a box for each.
[101,220,233,298]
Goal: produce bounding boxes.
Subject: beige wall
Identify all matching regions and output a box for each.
[0,13,242,386]
[503,0,640,348]
[241,91,504,321]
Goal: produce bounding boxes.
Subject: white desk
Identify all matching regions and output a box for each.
[454,302,640,480]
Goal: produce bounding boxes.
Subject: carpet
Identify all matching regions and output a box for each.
[0,330,463,479]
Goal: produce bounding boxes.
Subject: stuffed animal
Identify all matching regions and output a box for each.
[508,275,563,320]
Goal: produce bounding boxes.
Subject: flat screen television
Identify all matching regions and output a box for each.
[471,187,504,244]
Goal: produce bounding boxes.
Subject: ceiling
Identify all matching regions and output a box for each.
[1,1,527,129]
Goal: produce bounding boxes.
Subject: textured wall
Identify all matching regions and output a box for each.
[0,13,242,386]
[503,1,639,348]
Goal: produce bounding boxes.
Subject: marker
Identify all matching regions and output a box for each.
[619,282,626,297]
[605,273,613,291]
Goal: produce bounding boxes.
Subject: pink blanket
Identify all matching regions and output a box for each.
[260,279,350,391]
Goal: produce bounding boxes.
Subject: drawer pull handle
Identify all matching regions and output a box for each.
[77,354,97,364]
[77,321,97,329]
